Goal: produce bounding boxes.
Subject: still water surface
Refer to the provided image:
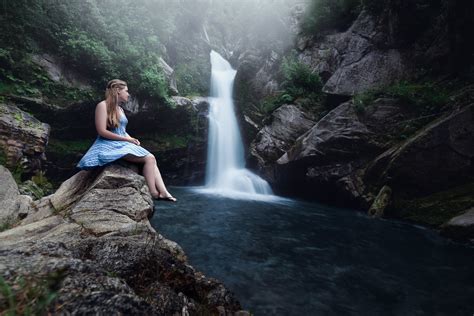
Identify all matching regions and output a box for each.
[150,187,474,315]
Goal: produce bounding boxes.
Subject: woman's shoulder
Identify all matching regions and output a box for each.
[97,100,106,107]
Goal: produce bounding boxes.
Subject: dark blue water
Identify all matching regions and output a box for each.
[150,187,474,316]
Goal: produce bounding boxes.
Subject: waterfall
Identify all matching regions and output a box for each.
[204,50,273,198]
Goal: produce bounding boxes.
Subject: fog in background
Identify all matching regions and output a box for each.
[140,0,310,57]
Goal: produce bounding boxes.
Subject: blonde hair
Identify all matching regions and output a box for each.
[105,79,127,129]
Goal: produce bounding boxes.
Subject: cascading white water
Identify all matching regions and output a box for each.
[204,50,273,197]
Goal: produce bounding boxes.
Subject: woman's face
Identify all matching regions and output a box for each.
[117,86,129,103]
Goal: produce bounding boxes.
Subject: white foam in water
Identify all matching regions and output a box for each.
[203,50,275,201]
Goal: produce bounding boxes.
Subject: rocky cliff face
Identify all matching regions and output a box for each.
[0,164,247,314]
[247,3,474,241]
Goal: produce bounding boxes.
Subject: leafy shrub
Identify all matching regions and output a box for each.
[254,52,324,116]
[281,53,323,98]
[352,80,451,115]
[175,63,210,96]
[0,272,63,315]
[62,30,116,83]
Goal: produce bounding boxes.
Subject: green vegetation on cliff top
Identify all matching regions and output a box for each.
[0,0,171,105]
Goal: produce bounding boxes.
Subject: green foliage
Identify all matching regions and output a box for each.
[353,89,378,114]
[385,81,450,114]
[142,134,190,151]
[29,170,54,199]
[352,80,450,116]
[0,46,97,105]
[258,95,285,115]
[278,93,294,104]
[300,0,362,36]
[281,53,323,99]
[252,52,324,116]
[0,0,170,103]
[175,63,210,96]
[47,139,93,156]
[0,272,63,315]
[352,80,452,142]
[62,29,116,83]
[0,223,11,233]
[138,65,168,99]
[11,163,25,185]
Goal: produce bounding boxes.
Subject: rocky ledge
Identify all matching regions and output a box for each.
[0,164,247,315]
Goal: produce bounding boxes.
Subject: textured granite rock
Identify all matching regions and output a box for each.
[0,164,246,314]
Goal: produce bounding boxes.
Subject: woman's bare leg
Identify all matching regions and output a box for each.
[122,154,176,201]
[154,165,175,200]
[122,154,160,198]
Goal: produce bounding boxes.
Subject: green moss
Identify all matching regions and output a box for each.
[13,111,23,123]
[11,163,24,185]
[19,171,53,200]
[390,182,474,227]
[353,89,379,114]
[0,217,15,233]
[352,80,451,115]
[47,138,93,156]
[0,56,98,106]
[142,134,190,151]
[252,51,325,118]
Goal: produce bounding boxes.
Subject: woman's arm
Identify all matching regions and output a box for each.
[95,102,138,144]
[125,132,140,146]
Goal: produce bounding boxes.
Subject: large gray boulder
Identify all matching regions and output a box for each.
[0,164,245,314]
[298,10,409,96]
[31,53,93,90]
[0,165,32,227]
[253,98,414,204]
[365,103,474,197]
[0,103,50,175]
[278,98,408,167]
[250,104,315,173]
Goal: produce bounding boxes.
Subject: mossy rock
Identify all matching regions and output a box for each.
[47,138,93,156]
[388,182,474,227]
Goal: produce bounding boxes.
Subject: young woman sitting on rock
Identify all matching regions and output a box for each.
[77,79,177,202]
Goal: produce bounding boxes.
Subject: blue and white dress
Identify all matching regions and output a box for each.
[77,107,150,169]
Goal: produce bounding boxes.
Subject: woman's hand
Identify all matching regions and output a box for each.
[126,136,140,146]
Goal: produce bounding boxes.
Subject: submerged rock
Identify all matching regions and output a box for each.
[441,207,474,241]
[0,164,245,314]
[368,185,392,218]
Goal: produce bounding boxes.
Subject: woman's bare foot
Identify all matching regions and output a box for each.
[150,191,177,202]
[157,193,177,202]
